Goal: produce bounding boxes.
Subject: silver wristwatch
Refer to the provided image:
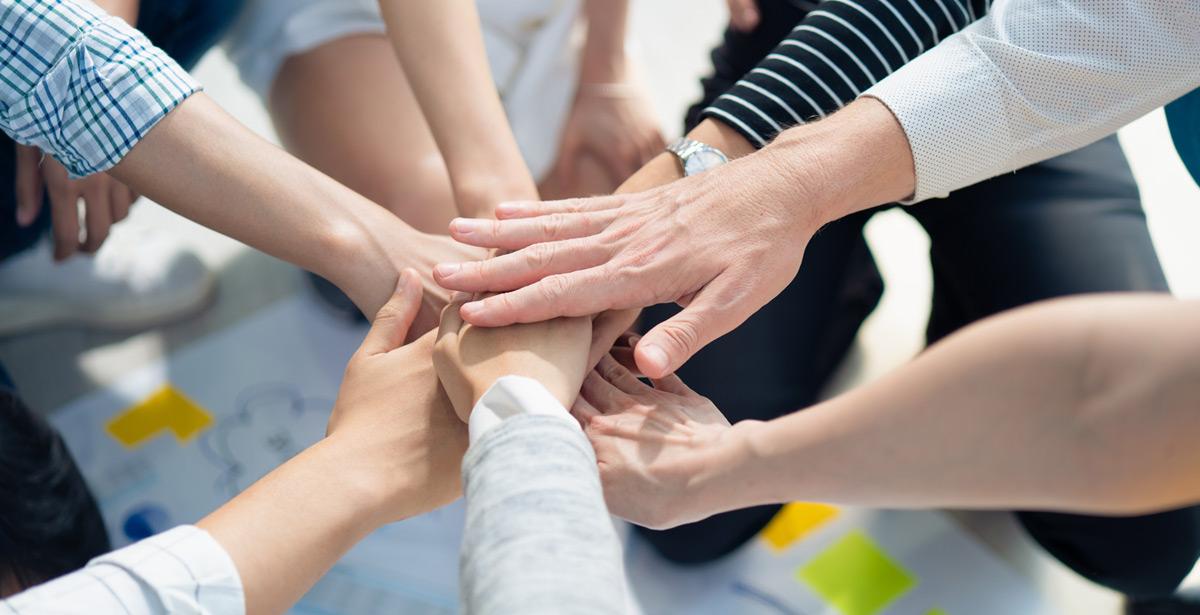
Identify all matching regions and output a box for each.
[666,138,729,176]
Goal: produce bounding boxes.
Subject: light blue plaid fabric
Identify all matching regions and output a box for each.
[0,0,199,177]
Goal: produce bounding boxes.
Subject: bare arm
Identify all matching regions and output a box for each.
[376,0,538,217]
[580,295,1200,529]
[110,94,477,322]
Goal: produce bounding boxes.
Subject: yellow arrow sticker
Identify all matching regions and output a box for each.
[106,385,214,448]
[761,502,840,551]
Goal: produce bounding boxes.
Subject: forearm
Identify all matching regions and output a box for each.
[110,95,412,314]
[721,295,1200,515]
[579,0,629,84]
[377,0,537,217]
[197,438,395,615]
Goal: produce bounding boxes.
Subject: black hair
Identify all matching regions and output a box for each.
[0,390,110,594]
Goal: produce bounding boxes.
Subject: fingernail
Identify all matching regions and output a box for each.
[460,301,482,319]
[628,335,642,347]
[639,344,669,374]
[449,218,480,236]
[434,263,461,278]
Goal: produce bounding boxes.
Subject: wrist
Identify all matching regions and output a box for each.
[767,98,916,227]
[688,119,758,160]
[323,205,420,315]
[688,420,770,515]
[291,438,393,533]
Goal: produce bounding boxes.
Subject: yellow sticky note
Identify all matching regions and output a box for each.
[761,502,839,551]
[926,609,947,615]
[106,385,213,448]
[799,531,916,615]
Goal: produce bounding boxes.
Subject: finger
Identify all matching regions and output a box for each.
[596,354,650,395]
[14,146,44,227]
[458,265,618,327]
[80,181,112,253]
[588,308,640,369]
[609,346,641,376]
[634,275,749,379]
[727,0,760,31]
[436,291,467,349]
[44,165,80,262]
[650,372,693,396]
[435,238,609,293]
[359,269,423,356]
[110,181,135,223]
[570,396,601,427]
[494,193,626,220]
[448,210,616,250]
[581,368,629,412]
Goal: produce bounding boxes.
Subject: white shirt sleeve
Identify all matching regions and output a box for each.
[1,526,243,615]
[467,375,579,444]
[863,0,1200,203]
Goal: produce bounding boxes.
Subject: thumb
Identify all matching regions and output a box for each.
[360,269,423,356]
[634,278,747,378]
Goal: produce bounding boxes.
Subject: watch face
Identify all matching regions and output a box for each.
[685,149,728,175]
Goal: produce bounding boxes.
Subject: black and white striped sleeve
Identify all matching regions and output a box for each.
[703,0,992,147]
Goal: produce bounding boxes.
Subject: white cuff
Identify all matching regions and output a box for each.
[468,376,578,445]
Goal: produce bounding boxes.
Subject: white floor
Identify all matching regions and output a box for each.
[2,1,1199,613]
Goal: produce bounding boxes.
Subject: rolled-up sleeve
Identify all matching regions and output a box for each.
[863,0,1200,202]
[0,0,199,177]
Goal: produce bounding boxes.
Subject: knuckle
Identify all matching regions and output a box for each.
[537,274,570,303]
[660,321,700,354]
[524,243,555,271]
[538,214,562,239]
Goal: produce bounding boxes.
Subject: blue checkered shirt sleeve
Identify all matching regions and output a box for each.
[0,0,200,177]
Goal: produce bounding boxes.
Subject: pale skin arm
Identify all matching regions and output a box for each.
[578,294,1200,530]
[109,94,480,325]
[376,0,538,217]
[198,272,468,615]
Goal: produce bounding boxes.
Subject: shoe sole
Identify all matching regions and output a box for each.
[0,273,218,337]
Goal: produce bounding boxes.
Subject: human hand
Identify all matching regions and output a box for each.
[327,270,468,523]
[434,151,819,379]
[725,0,760,32]
[553,81,665,190]
[433,293,593,421]
[15,145,138,260]
[573,351,754,529]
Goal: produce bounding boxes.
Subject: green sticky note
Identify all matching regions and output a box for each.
[798,531,916,615]
[925,609,947,615]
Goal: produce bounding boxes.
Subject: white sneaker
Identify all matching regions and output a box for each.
[0,223,215,336]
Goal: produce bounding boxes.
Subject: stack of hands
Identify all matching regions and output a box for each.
[318,265,748,538]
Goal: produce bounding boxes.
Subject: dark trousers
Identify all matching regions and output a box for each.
[0,0,244,262]
[640,0,1200,600]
